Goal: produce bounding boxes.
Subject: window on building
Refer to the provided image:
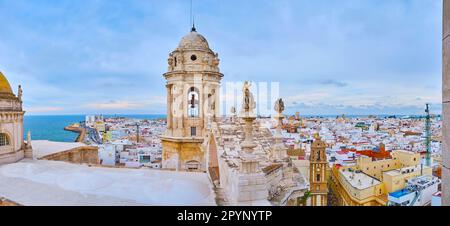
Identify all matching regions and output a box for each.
[191,127,197,136]
[0,133,10,146]
[174,57,177,67]
[316,174,321,182]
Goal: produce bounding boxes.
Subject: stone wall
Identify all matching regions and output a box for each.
[0,149,24,165]
[39,146,99,165]
[0,111,25,165]
[161,139,205,171]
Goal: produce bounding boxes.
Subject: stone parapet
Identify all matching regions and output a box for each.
[38,146,99,165]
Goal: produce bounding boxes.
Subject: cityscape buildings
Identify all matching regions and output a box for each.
[442,0,450,206]
[0,1,448,207]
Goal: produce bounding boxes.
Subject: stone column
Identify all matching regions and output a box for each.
[241,116,257,154]
[240,115,259,174]
[24,131,33,159]
[443,0,450,206]
[273,112,287,161]
[274,113,283,143]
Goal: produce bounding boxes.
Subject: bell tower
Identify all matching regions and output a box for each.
[309,134,328,206]
[161,28,223,171]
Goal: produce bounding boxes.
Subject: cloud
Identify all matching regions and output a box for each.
[0,0,443,115]
[26,106,64,113]
[85,101,142,110]
[84,97,166,110]
[319,79,348,87]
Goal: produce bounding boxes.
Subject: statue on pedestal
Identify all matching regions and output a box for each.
[272,98,288,161]
[241,81,256,116]
[240,81,258,157]
[274,98,284,115]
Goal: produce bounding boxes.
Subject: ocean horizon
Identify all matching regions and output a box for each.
[24,114,166,142]
[24,114,437,142]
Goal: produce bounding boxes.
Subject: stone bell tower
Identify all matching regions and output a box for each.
[309,134,328,206]
[161,27,223,171]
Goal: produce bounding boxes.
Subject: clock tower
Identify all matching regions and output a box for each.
[309,134,328,206]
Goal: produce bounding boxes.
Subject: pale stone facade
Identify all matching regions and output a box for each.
[0,72,29,165]
[161,28,223,172]
[38,146,99,165]
[443,0,450,206]
[159,28,308,205]
[202,92,309,206]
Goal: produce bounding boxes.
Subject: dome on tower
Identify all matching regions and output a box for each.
[0,71,14,96]
[178,30,211,50]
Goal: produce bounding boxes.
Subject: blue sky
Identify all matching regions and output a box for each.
[0,0,443,115]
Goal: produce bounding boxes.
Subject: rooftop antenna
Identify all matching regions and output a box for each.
[190,0,196,32]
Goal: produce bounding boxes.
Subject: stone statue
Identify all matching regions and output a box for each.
[274,98,284,114]
[18,85,23,102]
[213,53,220,69]
[241,81,256,115]
[180,53,186,64]
[168,53,174,71]
[202,54,210,70]
[208,89,216,112]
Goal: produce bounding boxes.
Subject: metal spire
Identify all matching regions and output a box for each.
[190,0,196,32]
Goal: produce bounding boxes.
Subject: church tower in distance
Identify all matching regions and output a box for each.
[161,27,223,172]
[309,134,328,206]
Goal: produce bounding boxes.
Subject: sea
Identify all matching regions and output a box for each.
[24,114,166,142]
[24,114,436,142]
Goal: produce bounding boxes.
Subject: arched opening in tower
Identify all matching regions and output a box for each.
[188,87,200,118]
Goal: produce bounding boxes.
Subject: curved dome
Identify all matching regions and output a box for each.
[0,71,13,95]
[178,31,210,50]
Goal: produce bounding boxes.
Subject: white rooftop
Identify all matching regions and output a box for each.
[0,160,216,206]
[31,140,86,159]
[340,170,381,190]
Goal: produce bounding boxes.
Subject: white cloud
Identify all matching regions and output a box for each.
[26,106,64,113]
